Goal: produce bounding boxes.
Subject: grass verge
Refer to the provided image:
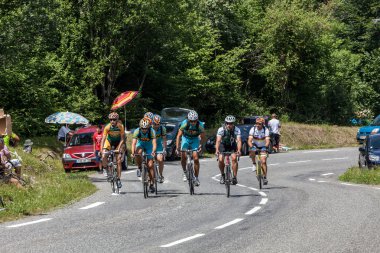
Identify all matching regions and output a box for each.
[339,167,380,185]
[0,137,96,223]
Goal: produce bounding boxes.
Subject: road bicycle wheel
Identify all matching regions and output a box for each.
[187,163,194,195]
[154,164,158,195]
[114,165,120,194]
[109,165,116,194]
[257,160,263,190]
[142,165,148,198]
[225,165,231,198]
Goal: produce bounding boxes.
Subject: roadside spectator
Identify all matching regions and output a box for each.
[0,138,23,188]
[3,131,20,147]
[93,124,103,172]
[268,113,281,153]
[23,139,33,153]
[58,125,73,142]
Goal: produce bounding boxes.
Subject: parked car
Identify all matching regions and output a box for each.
[62,125,128,172]
[205,124,252,156]
[356,114,380,143]
[358,133,380,169]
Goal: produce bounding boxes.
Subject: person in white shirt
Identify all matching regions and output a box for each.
[268,113,281,152]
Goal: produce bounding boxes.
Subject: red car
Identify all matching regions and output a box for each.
[62,126,99,172]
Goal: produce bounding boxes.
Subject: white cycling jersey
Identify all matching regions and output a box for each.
[249,126,269,148]
[216,126,241,138]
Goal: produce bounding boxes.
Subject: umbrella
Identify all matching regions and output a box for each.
[111,91,139,128]
[45,112,89,125]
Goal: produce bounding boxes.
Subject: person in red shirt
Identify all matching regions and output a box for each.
[93,124,103,172]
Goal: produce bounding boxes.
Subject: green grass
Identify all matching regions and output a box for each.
[339,167,380,185]
[0,137,96,223]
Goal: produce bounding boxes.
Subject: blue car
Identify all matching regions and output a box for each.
[358,133,380,168]
[356,114,380,143]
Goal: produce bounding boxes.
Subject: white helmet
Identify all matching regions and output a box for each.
[144,112,154,120]
[139,118,150,128]
[187,110,198,121]
[225,115,236,123]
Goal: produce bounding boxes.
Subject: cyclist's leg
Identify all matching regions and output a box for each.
[231,153,238,177]
[116,143,125,179]
[102,139,112,170]
[191,138,200,177]
[260,151,268,177]
[156,142,164,177]
[135,142,144,168]
[180,136,189,171]
[218,144,225,175]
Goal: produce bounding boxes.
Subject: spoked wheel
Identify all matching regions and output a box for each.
[154,164,158,195]
[225,166,231,198]
[257,161,263,189]
[187,164,194,195]
[142,166,149,198]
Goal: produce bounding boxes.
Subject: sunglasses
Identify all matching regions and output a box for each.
[110,119,117,122]
[141,128,149,131]
[226,122,234,125]
[189,120,197,123]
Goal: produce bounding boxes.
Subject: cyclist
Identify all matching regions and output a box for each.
[215,115,242,185]
[131,118,157,193]
[248,117,270,185]
[175,110,205,186]
[100,112,126,189]
[152,114,167,183]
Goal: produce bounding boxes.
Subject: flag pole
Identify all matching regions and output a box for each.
[124,105,127,130]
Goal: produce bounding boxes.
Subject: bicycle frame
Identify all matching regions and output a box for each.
[104,150,119,194]
[254,150,267,189]
[221,152,233,198]
[134,152,150,198]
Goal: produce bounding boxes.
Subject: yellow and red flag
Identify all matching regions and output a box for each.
[111,91,139,110]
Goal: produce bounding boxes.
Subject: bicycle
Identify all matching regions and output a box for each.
[103,150,120,194]
[153,151,166,194]
[133,152,152,198]
[253,149,268,189]
[184,148,196,195]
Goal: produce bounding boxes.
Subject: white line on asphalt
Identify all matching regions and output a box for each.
[322,157,348,161]
[317,181,327,183]
[239,167,252,171]
[249,187,258,191]
[321,173,334,176]
[288,160,312,164]
[123,170,137,174]
[236,184,247,188]
[214,218,244,229]
[309,178,316,181]
[160,234,205,247]
[303,150,339,153]
[79,202,105,210]
[268,163,280,166]
[260,198,268,205]
[341,182,358,186]
[245,206,261,215]
[258,191,267,197]
[7,218,52,228]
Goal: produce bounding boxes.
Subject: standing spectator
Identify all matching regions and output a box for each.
[93,124,103,173]
[57,125,73,142]
[268,113,281,153]
[3,131,20,147]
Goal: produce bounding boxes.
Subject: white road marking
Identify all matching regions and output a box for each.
[260,198,268,205]
[303,150,339,153]
[160,234,205,247]
[214,218,244,229]
[245,206,261,215]
[322,157,348,161]
[309,178,316,181]
[111,193,120,196]
[288,160,312,164]
[321,173,334,176]
[259,191,267,197]
[268,163,279,166]
[236,184,247,188]
[7,218,52,228]
[122,170,137,174]
[341,183,357,186]
[79,202,105,210]
[239,167,253,171]
[249,187,258,191]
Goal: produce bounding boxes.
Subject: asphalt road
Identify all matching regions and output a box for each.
[1,147,379,253]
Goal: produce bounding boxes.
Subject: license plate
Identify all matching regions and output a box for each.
[77,159,90,163]
[359,135,366,140]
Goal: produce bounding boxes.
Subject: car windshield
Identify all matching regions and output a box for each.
[369,136,380,149]
[69,133,93,146]
[371,115,380,126]
[161,108,190,122]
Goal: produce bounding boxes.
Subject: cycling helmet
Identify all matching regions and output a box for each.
[144,112,154,120]
[139,118,150,128]
[256,117,265,124]
[225,115,236,123]
[187,110,198,121]
[108,112,119,120]
[153,114,161,125]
